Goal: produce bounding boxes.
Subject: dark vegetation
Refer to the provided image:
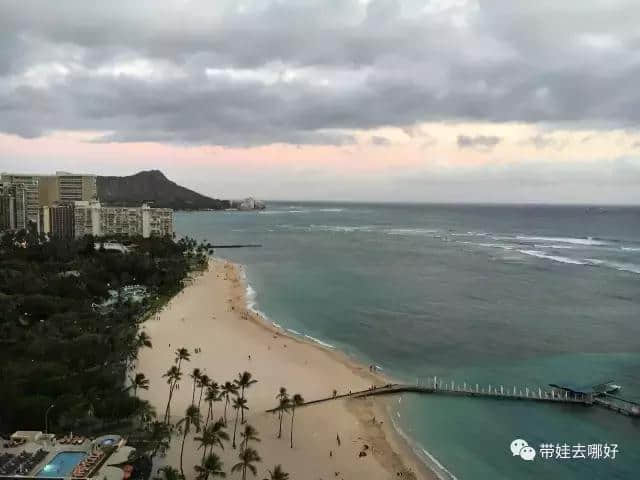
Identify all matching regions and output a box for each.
[0,225,209,436]
[0,224,297,479]
[97,170,231,210]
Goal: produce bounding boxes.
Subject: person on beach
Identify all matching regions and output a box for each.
[337,434,341,446]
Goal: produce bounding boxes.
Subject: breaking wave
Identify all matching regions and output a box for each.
[386,228,441,236]
[303,335,335,349]
[585,259,640,275]
[516,235,608,246]
[518,250,585,265]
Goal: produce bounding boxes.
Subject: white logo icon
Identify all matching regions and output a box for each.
[510,439,536,461]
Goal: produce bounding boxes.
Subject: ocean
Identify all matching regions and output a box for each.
[176,203,640,480]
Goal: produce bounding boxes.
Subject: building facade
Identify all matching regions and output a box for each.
[1,175,40,227]
[49,203,75,238]
[74,201,173,238]
[0,172,97,232]
[57,173,97,202]
[0,190,16,231]
[0,183,27,231]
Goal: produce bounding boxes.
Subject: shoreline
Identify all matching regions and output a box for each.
[232,261,441,479]
[137,257,440,479]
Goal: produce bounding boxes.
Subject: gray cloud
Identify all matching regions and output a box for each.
[1,0,640,146]
[522,134,567,150]
[370,135,391,146]
[457,135,501,150]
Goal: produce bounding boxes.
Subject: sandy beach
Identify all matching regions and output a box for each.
[136,258,437,479]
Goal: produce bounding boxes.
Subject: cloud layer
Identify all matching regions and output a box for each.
[2,0,640,146]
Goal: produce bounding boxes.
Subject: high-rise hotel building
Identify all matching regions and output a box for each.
[0,172,97,233]
[74,201,173,238]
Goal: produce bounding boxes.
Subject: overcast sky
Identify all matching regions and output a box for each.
[1,0,640,204]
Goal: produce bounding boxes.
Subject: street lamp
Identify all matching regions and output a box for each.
[45,404,56,434]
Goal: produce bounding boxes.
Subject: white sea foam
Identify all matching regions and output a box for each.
[316,208,344,212]
[450,232,485,237]
[516,235,607,246]
[386,228,440,236]
[245,284,257,310]
[534,244,576,249]
[390,415,457,480]
[287,328,301,335]
[621,246,640,252]
[585,259,640,274]
[303,334,335,349]
[518,250,585,265]
[309,224,375,233]
[461,241,514,250]
[272,322,282,329]
[259,209,308,215]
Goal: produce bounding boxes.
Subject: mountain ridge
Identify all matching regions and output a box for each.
[97,170,230,210]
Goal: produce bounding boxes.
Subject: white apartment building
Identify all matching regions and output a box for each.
[74,201,173,238]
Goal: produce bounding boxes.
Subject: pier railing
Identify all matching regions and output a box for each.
[350,378,590,404]
[266,377,639,418]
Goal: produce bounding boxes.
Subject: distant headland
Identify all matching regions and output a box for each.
[97,170,265,211]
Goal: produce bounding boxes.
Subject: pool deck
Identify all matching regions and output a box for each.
[0,432,131,480]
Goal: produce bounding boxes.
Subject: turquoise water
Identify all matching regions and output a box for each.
[176,203,640,479]
[37,452,86,478]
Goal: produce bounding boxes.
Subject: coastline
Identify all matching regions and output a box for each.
[234,261,442,480]
[137,258,439,479]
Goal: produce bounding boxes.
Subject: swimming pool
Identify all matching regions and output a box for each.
[94,434,121,447]
[37,452,86,478]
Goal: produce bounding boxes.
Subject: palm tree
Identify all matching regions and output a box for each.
[137,331,153,349]
[198,374,211,413]
[191,368,202,405]
[176,405,201,477]
[127,331,153,369]
[289,393,304,448]
[275,388,289,439]
[231,397,248,449]
[175,347,191,373]
[148,421,171,459]
[221,382,238,425]
[204,384,221,429]
[234,372,257,424]
[194,453,226,480]
[128,372,150,397]
[231,447,261,480]
[263,465,289,480]
[163,365,182,423]
[154,465,182,480]
[240,424,260,451]
[195,419,229,462]
[136,399,156,426]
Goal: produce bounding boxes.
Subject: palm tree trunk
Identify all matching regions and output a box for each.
[192,379,197,405]
[290,406,296,448]
[232,409,239,449]
[240,386,246,423]
[223,397,229,425]
[204,403,212,430]
[242,464,247,480]
[277,410,283,438]
[179,423,188,478]
[201,442,207,464]
[198,386,204,412]
[164,383,174,423]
